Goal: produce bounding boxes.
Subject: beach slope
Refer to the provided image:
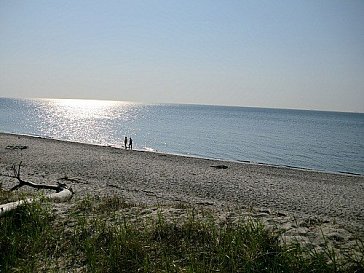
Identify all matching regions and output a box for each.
[0,133,363,231]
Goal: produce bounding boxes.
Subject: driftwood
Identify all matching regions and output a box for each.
[0,162,73,217]
[210,165,228,169]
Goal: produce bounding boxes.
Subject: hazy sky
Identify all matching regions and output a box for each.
[1,0,363,112]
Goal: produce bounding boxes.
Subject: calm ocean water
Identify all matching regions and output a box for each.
[1,97,363,175]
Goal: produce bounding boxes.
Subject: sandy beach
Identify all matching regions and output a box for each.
[1,132,363,250]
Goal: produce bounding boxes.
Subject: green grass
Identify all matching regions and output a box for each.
[0,195,363,272]
[0,186,15,204]
[0,200,54,272]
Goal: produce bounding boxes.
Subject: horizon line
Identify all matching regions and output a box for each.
[1,96,363,115]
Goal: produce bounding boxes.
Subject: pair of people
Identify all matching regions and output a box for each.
[124,136,133,150]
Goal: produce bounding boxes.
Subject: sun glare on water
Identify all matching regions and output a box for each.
[38,98,139,146]
[53,98,118,108]
[49,98,124,120]
[34,97,145,147]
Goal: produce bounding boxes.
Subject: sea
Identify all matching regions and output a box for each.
[0,97,363,175]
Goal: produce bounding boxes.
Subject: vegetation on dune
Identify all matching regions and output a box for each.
[0,194,363,272]
[0,186,16,204]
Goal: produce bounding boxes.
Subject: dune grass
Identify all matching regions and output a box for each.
[0,195,363,272]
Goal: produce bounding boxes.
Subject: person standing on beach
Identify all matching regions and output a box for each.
[129,137,133,150]
[124,136,128,149]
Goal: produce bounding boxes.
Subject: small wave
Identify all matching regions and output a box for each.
[143,147,157,152]
[338,171,361,176]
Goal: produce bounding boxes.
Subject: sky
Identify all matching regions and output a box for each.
[1,0,364,112]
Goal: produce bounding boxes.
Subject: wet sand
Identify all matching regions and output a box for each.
[1,133,363,249]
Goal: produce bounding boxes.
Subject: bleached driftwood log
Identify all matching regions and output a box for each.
[0,162,73,217]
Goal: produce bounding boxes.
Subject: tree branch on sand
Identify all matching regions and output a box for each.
[0,162,74,217]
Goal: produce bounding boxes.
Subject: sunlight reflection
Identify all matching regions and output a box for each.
[38,98,142,146]
[49,99,124,120]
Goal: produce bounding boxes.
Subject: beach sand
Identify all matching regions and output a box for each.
[1,132,363,252]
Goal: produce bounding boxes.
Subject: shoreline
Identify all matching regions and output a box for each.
[2,131,362,177]
[1,132,363,220]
